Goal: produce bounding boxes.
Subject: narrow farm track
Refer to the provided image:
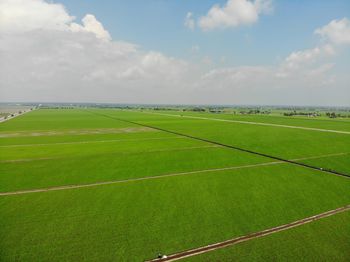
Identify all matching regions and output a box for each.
[0,127,153,138]
[292,152,348,161]
[0,161,281,196]
[146,205,350,262]
[1,152,348,196]
[0,145,220,163]
[0,136,185,148]
[85,110,350,179]
[146,111,350,135]
[0,108,34,123]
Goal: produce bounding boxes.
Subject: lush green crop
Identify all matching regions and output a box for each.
[185,210,350,262]
[0,109,132,131]
[0,145,272,192]
[156,110,350,132]
[1,164,350,261]
[107,110,350,175]
[1,108,349,261]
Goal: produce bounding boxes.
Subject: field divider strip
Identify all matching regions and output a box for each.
[1,152,348,196]
[146,204,350,261]
[292,152,348,161]
[85,110,350,179]
[145,111,350,135]
[0,145,220,163]
[0,161,282,196]
[0,136,185,148]
[0,127,154,138]
[0,150,349,196]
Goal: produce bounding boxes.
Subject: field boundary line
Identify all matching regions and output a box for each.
[144,111,350,135]
[1,152,348,196]
[6,151,343,164]
[146,204,350,262]
[0,127,154,138]
[0,145,220,163]
[292,152,348,161]
[0,136,185,148]
[0,161,281,196]
[86,110,350,179]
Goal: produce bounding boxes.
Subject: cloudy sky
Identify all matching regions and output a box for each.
[0,0,349,106]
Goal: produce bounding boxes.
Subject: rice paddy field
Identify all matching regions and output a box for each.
[1,108,350,261]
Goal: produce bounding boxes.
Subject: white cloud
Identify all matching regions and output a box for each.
[254,0,273,14]
[0,0,111,41]
[184,12,195,30]
[308,63,335,77]
[281,45,335,73]
[0,0,74,32]
[198,0,272,31]
[0,0,194,103]
[0,0,349,106]
[70,14,111,41]
[315,18,350,45]
[196,62,343,106]
[276,16,349,79]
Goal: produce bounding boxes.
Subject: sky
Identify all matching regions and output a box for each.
[0,0,350,106]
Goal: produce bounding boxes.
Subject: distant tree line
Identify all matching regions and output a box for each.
[152,107,180,111]
[325,112,350,118]
[239,109,271,115]
[182,107,206,112]
[40,106,75,109]
[283,111,319,117]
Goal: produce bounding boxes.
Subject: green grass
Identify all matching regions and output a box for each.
[0,145,271,192]
[0,130,172,146]
[155,110,350,132]
[296,153,350,175]
[107,110,350,174]
[0,109,131,131]
[185,210,350,262]
[0,136,212,161]
[1,108,350,261]
[1,164,350,261]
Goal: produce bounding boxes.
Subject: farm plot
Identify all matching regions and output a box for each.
[0,142,274,193]
[0,110,276,192]
[184,209,350,262]
[154,110,350,132]
[106,110,350,175]
[1,109,350,261]
[1,164,350,261]
[0,109,132,131]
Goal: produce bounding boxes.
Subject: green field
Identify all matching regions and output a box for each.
[185,210,350,261]
[1,109,350,261]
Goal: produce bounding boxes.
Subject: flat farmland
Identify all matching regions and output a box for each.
[1,109,350,261]
[153,110,350,132]
[185,210,350,261]
[117,110,350,175]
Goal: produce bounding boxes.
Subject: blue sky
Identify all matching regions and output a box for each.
[59,0,350,67]
[1,0,349,105]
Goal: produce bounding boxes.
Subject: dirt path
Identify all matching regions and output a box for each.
[0,161,281,196]
[0,109,34,123]
[1,152,348,196]
[0,136,185,148]
[146,204,350,262]
[0,127,154,138]
[145,111,350,135]
[0,144,220,163]
[292,152,348,161]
